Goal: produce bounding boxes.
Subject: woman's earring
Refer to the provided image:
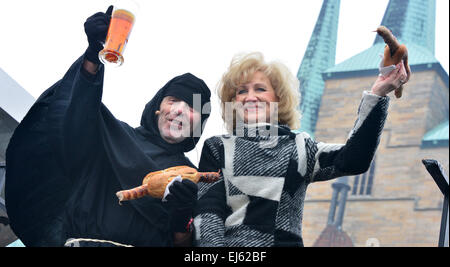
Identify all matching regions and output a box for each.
[155,110,160,115]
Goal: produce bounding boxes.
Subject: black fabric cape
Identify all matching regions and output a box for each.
[5,55,210,246]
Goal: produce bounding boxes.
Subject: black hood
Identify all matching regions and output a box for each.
[137,73,211,152]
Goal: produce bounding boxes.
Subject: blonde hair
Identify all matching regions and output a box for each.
[217,52,301,132]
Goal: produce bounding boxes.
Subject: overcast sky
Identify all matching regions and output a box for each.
[1,0,448,164]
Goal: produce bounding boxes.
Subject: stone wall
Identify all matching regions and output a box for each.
[302,69,449,247]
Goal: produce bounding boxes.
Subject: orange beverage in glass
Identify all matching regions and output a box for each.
[99,9,136,66]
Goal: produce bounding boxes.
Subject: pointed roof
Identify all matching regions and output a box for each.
[0,67,35,123]
[313,224,354,247]
[422,120,449,147]
[324,0,447,85]
[423,120,449,141]
[373,0,436,54]
[297,0,341,137]
[325,42,439,75]
[0,68,35,163]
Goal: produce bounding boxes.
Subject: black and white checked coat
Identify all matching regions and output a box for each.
[194,92,389,247]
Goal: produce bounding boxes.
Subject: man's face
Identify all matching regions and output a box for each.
[157,96,201,144]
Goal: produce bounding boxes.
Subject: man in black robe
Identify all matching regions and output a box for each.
[5,6,211,247]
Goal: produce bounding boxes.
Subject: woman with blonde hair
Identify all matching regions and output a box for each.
[218,52,300,133]
[193,52,408,247]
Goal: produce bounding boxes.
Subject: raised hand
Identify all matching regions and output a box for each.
[371,61,409,97]
[84,6,113,65]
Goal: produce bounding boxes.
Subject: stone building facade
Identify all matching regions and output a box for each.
[302,67,448,247]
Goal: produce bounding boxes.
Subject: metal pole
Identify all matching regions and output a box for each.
[422,159,449,247]
[440,195,448,247]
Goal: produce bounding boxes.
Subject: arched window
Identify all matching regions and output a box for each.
[351,155,376,196]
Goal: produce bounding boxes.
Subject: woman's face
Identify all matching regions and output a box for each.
[157,96,201,144]
[234,71,279,125]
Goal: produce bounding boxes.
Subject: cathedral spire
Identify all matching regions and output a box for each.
[297,0,340,137]
[374,0,436,55]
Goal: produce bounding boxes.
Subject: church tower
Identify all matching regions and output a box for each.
[302,0,449,246]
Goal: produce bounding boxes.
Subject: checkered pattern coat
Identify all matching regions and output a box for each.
[193,92,389,247]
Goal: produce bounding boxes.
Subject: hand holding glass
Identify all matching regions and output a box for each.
[99,2,138,66]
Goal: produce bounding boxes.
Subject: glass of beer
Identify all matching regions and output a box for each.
[99,1,139,66]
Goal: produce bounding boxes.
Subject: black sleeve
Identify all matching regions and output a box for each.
[310,92,389,182]
[60,55,105,175]
[194,137,229,247]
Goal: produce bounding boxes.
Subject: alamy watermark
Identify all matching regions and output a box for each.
[166,94,281,148]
